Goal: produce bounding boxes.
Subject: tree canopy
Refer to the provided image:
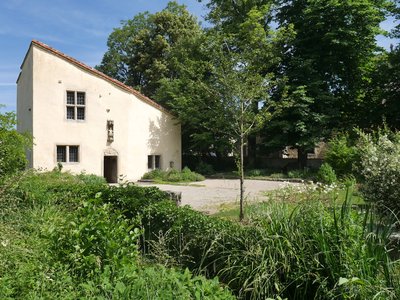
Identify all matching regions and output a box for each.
[260,0,394,160]
[96,1,202,102]
[98,0,398,166]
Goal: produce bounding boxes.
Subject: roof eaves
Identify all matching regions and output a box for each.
[30,40,172,115]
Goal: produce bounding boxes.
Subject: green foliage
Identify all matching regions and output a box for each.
[262,85,327,162]
[358,130,400,216]
[0,110,32,179]
[287,168,317,180]
[77,264,234,299]
[98,183,171,219]
[325,133,360,177]
[317,163,337,184]
[96,1,202,102]
[142,167,205,182]
[361,45,400,129]
[0,207,80,299]
[0,172,233,299]
[141,201,242,268]
[261,0,393,164]
[195,161,215,176]
[140,184,398,299]
[246,168,265,177]
[4,170,107,209]
[49,198,140,278]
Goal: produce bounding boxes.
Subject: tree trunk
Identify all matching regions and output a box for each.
[239,134,245,222]
[297,147,308,170]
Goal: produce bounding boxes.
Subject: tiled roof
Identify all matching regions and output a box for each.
[28,40,169,114]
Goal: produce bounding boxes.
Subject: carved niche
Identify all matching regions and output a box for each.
[107,120,114,142]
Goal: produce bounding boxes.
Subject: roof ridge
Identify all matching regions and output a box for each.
[30,40,170,114]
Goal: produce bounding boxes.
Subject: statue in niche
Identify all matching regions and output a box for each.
[107,120,114,142]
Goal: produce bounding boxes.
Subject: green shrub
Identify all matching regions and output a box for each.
[317,163,337,184]
[287,168,317,180]
[141,201,243,269]
[358,130,400,216]
[0,110,32,179]
[0,172,233,299]
[195,161,215,176]
[98,183,171,218]
[141,167,205,182]
[4,170,106,209]
[142,168,164,180]
[325,133,359,177]
[79,265,234,299]
[246,169,267,177]
[50,198,141,278]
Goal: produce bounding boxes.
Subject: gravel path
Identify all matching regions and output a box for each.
[137,179,289,212]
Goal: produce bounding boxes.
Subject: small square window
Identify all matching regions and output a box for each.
[148,155,161,170]
[57,146,66,162]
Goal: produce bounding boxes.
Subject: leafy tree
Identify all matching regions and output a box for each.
[360,47,400,129]
[159,32,270,221]
[209,38,270,221]
[260,0,393,167]
[96,1,202,102]
[358,2,399,130]
[0,108,32,178]
[200,0,292,165]
[156,31,234,156]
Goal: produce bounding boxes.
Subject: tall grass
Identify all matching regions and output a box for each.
[208,187,399,299]
[142,184,400,299]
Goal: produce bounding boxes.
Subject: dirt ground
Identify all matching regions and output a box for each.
[137,179,289,213]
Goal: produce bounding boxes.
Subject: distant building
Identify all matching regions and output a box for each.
[17,40,181,182]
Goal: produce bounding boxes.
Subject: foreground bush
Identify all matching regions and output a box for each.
[140,189,399,299]
[0,172,233,299]
[358,130,400,216]
[3,170,107,210]
[142,167,205,182]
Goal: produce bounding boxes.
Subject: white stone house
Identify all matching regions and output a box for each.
[17,40,181,183]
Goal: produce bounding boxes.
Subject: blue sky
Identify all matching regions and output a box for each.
[0,0,398,113]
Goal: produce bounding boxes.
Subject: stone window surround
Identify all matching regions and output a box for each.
[56,145,80,163]
[66,90,86,121]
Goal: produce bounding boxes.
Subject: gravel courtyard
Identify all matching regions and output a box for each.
[137,179,289,212]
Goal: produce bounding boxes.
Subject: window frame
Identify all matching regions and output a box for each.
[56,145,80,164]
[147,154,161,170]
[65,90,86,121]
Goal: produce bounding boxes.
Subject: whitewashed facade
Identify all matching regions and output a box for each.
[17,40,181,182]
